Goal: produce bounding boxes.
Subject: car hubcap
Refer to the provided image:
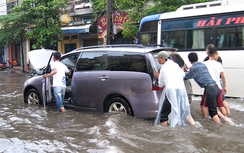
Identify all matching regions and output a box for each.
[109,102,127,114]
[28,93,39,104]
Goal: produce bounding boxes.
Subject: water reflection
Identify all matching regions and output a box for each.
[0,71,244,152]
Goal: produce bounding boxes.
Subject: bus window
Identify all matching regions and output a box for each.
[162,29,214,49]
[162,31,185,49]
[192,30,205,49]
[216,26,243,48]
[231,32,242,47]
[204,29,214,47]
[140,33,157,45]
[192,28,213,49]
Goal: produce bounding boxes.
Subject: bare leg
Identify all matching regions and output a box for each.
[201,106,208,118]
[161,121,168,126]
[217,110,225,119]
[212,114,221,124]
[223,100,231,116]
[187,115,196,126]
[60,107,66,112]
[217,110,234,125]
[219,106,227,117]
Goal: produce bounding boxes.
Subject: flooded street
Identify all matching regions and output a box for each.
[1,70,244,153]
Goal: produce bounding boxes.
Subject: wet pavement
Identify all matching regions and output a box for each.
[0,69,244,152]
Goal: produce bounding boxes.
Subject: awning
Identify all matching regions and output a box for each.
[61,24,91,34]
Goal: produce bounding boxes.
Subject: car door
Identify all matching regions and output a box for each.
[42,58,52,105]
[71,51,110,108]
[60,52,81,100]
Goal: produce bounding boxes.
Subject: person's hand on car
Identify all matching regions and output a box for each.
[154,71,159,78]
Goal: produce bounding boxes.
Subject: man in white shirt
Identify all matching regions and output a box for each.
[154,51,196,127]
[203,44,228,117]
[203,44,230,116]
[43,51,70,112]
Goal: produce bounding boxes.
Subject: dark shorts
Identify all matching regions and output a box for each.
[204,85,219,118]
[201,89,224,107]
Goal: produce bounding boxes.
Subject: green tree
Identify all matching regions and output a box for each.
[14,0,68,49]
[0,12,29,71]
[0,0,67,71]
[93,0,212,38]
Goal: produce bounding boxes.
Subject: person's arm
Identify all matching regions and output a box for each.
[153,71,159,78]
[184,67,196,80]
[43,68,57,79]
[220,72,227,93]
[68,70,71,76]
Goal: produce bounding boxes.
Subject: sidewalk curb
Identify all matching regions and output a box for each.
[11,66,30,73]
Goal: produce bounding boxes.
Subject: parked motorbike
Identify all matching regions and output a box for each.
[0,59,13,70]
[0,63,6,70]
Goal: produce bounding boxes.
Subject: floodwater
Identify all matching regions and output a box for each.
[0,69,244,153]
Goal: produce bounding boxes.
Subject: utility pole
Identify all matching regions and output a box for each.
[106,0,112,45]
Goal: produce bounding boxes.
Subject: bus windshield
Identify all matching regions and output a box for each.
[137,14,161,45]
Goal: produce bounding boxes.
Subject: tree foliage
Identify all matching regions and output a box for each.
[0,12,30,71]
[93,0,213,38]
[0,0,68,71]
[14,0,68,49]
[0,12,27,46]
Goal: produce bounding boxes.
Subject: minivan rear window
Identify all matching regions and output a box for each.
[108,52,147,72]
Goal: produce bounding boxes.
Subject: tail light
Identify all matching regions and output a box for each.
[152,85,163,90]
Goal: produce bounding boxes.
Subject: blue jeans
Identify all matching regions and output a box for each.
[53,86,65,110]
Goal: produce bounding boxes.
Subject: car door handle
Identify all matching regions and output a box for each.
[99,75,109,81]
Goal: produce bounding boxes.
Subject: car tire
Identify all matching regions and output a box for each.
[106,97,132,116]
[24,89,42,105]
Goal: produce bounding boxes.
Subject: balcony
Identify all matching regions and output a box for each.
[66,2,94,17]
[68,19,92,26]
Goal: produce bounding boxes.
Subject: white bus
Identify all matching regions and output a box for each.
[138,0,244,98]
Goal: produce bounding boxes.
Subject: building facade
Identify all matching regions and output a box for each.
[59,0,98,53]
[0,0,134,69]
[0,0,24,67]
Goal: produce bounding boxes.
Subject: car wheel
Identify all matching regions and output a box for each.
[24,89,42,105]
[107,97,132,116]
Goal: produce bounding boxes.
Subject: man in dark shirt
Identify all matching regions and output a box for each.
[184,52,221,124]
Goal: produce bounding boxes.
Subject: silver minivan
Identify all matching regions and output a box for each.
[23,45,185,119]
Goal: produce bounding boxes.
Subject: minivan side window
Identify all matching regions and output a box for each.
[76,52,108,71]
[108,51,147,72]
[61,54,79,69]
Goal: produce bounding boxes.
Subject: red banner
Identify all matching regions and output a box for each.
[97,11,131,38]
[97,15,107,38]
[113,11,131,25]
